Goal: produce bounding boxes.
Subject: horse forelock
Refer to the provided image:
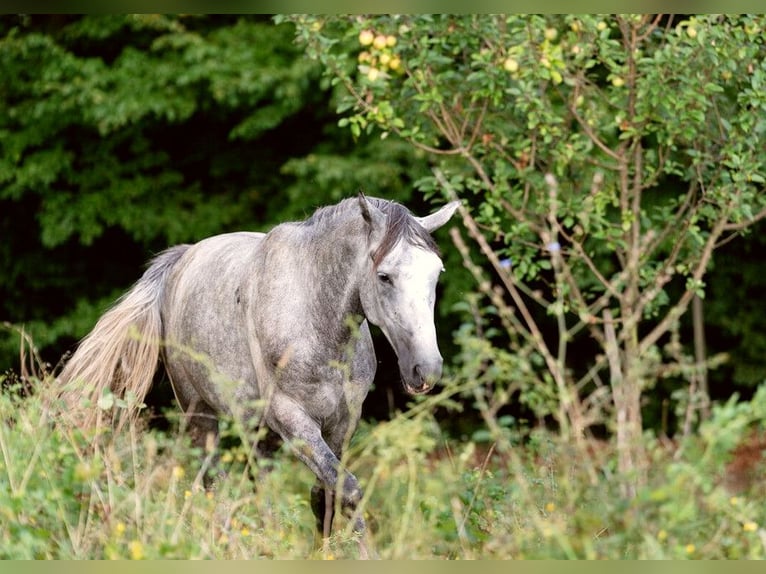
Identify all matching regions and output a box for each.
[370,200,440,269]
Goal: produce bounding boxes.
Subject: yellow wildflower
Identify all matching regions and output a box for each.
[129,540,144,560]
[743,521,758,532]
[545,502,556,513]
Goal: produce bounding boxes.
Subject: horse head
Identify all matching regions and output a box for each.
[358,194,459,395]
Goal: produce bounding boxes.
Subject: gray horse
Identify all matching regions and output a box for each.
[58,194,458,542]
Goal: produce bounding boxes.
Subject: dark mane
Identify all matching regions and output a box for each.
[366,198,440,268]
[301,196,440,268]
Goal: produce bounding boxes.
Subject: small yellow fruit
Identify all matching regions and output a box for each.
[358,30,374,46]
[367,67,380,81]
[373,35,388,50]
[386,35,397,47]
[503,57,519,73]
[686,26,697,38]
[389,57,401,71]
[611,76,625,87]
[379,52,391,66]
[597,21,607,31]
[544,28,558,41]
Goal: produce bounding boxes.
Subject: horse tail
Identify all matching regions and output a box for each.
[58,245,190,430]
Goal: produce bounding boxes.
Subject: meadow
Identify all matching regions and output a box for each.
[2,360,765,560]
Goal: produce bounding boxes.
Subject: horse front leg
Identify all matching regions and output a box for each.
[310,484,371,559]
[265,392,363,531]
[320,405,375,559]
[310,482,367,534]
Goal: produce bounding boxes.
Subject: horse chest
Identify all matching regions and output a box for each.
[280,359,373,422]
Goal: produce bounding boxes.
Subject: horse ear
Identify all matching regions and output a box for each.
[358,192,386,232]
[416,200,460,232]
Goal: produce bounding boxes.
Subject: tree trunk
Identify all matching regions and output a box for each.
[604,310,645,499]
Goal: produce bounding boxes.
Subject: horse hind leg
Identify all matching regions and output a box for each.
[177,396,222,488]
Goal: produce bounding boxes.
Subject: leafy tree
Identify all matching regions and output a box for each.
[288,14,766,491]
[0,15,431,371]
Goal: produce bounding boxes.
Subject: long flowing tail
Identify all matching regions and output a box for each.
[58,245,189,430]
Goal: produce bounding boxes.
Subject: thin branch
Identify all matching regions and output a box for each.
[567,102,622,163]
[635,14,665,43]
[543,173,569,370]
[722,205,766,232]
[639,200,734,354]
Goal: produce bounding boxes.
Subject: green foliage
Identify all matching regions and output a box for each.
[292,13,765,299]
[2,16,303,246]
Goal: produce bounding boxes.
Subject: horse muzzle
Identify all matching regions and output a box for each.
[403,360,442,395]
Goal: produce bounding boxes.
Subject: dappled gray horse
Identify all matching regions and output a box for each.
[59,194,458,539]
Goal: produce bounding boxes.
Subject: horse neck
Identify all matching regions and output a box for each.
[302,216,367,338]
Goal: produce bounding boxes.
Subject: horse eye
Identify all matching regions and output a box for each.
[377,272,392,285]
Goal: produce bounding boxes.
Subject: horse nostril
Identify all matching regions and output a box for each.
[406,363,439,395]
[413,363,441,387]
[413,364,426,385]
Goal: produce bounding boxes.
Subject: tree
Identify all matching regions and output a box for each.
[288,14,766,492]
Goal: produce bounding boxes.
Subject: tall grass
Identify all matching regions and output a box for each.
[2,359,766,558]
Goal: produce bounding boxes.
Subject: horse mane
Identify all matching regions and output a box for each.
[301,196,440,267]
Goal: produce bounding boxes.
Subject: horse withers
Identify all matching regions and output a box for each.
[58,194,459,546]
